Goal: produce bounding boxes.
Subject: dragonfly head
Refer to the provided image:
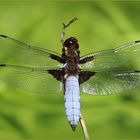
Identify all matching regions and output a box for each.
[64,37,79,49]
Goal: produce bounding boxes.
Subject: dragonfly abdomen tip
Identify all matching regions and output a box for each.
[70,124,77,131]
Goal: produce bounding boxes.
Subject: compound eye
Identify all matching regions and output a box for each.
[64,37,79,49]
[71,37,77,42]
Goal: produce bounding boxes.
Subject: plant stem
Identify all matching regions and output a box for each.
[61,17,78,45]
[80,113,90,140]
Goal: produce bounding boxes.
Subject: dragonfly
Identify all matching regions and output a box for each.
[0,17,140,131]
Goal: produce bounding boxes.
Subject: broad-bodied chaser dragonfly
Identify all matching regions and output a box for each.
[0,18,140,131]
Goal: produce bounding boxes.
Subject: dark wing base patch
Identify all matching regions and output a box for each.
[79,71,95,84]
[48,70,65,82]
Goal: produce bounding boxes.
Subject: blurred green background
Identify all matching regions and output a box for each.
[0,1,140,140]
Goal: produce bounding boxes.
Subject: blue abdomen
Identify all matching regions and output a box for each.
[64,76,80,131]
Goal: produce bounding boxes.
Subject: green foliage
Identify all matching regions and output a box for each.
[0,1,140,140]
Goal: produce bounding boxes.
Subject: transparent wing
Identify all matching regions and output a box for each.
[80,70,140,95]
[0,64,63,94]
[80,41,140,71]
[0,35,63,68]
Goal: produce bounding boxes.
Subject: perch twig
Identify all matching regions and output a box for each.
[80,113,90,140]
[61,17,78,45]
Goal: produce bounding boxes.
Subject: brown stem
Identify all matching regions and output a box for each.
[61,17,78,46]
[80,113,90,140]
